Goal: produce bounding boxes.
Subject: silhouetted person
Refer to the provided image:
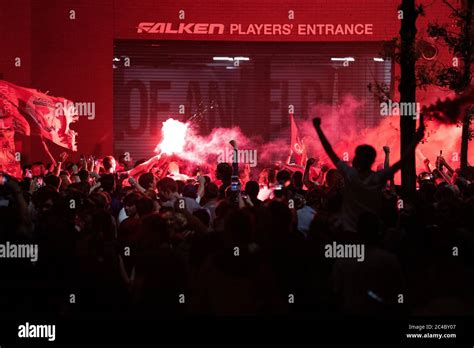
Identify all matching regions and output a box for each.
[312,117,424,232]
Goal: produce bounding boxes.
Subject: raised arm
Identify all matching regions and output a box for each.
[440,155,455,177]
[196,175,205,201]
[383,145,395,188]
[303,158,318,189]
[384,122,425,179]
[127,153,166,178]
[286,149,293,165]
[229,140,239,177]
[53,152,68,177]
[425,158,451,183]
[128,177,146,193]
[383,146,390,169]
[312,118,341,167]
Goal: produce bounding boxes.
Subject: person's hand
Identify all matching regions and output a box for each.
[128,177,137,186]
[312,117,321,128]
[78,156,85,167]
[307,158,316,166]
[383,146,390,154]
[423,158,430,165]
[59,152,68,163]
[229,139,237,149]
[86,155,94,171]
[72,164,79,174]
[197,175,206,185]
[244,194,253,206]
[321,164,329,173]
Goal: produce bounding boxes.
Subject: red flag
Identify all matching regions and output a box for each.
[0,80,78,151]
[290,113,304,165]
[0,99,21,178]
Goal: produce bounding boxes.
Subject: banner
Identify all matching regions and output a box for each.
[0,80,78,177]
[0,80,78,151]
[290,112,305,166]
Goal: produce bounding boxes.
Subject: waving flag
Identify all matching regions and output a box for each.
[290,112,305,165]
[0,97,21,177]
[0,80,78,151]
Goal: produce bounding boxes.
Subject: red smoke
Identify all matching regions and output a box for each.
[156,119,252,164]
[156,94,471,184]
[302,95,471,183]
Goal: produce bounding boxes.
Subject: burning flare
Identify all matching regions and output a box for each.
[155,118,189,154]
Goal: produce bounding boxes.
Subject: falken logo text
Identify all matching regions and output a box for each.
[137,22,225,34]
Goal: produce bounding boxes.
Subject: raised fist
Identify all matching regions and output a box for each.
[59,152,68,162]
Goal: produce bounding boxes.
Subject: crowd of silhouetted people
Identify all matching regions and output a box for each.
[1,137,474,320]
